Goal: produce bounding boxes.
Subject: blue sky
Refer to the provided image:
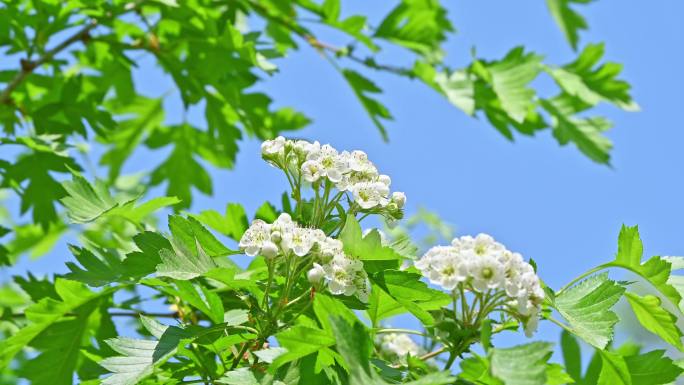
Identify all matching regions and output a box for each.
[4,0,684,365]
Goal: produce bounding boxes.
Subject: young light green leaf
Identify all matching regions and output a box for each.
[224,309,249,326]
[156,239,218,280]
[545,0,592,50]
[435,70,475,115]
[342,69,392,141]
[624,292,683,350]
[217,368,259,385]
[100,316,189,385]
[369,270,450,326]
[329,316,455,385]
[272,325,336,369]
[191,202,248,241]
[0,279,117,369]
[253,347,287,364]
[606,226,682,315]
[560,330,582,382]
[552,272,625,349]
[60,173,123,223]
[489,342,553,385]
[340,216,403,263]
[597,351,631,385]
[624,350,683,385]
[484,47,543,123]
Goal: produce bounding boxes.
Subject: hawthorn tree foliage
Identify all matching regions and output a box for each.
[0,1,679,385]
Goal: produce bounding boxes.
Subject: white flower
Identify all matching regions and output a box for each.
[239,220,275,257]
[351,181,390,209]
[391,191,406,208]
[282,227,316,257]
[261,136,286,157]
[319,238,344,259]
[294,140,320,157]
[307,263,325,284]
[524,308,540,337]
[322,254,368,301]
[416,246,468,290]
[307,144,348,183]
[301,159,323,183]
[455,233,505,258]
[469,254,505,292]
[378,174,391,187]
[379,333,421,362]
[271,213,295,234]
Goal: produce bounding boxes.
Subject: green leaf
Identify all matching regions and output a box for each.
[217,368,259,385]
[167,280,225,323]
[60,173,179,224]
[168,214,234,257]
[624,350,683,385]
[65,245,127,286]
[272,325,336,369]
[340,216,403,264]
[156,239,218,280]
[374,0,453,55]
[489,342,553,385]
[60,173,122,223]
[624,292,683,350]
[546,44,637,110]
[224,309,250,326]
[606,225,682,315]
[0,225,10,266]
[191,202,248,241]
[1,146,81,228]
[552,272,625,348]
[545,363,575,385]
[663,256,684,313]
[560,330,582,382]
[434,70,475,115]
[369,270,450,326]
[597,351,631,385]
[16,297,113,385]
[342,69,392,141]
[482,47,543,123]
[329,316,454,385]
[545,0,592,50]
[100,316,189,385]
[0,279,117,369]
[541,96,613,164]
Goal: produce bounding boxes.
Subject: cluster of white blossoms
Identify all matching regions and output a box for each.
[415,233,544,336]
[239,213,370,302]
[377,333,422,364]
[261,136,406,212]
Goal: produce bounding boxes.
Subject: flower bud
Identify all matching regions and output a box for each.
[271,230,282,243]
[391,191,406,208]
[307,263,325,284]
[260,241,279,259]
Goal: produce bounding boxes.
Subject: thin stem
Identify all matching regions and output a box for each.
[419,346,447,361]
[0,19,99,104]
[557,265,605,295]
[545,315,574,334]
[231,342,251,370]
[374,328,427,337]
[263,259,275,311]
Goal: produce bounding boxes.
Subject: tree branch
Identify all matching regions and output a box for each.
[9,310,179,319]
[0,19,98,105]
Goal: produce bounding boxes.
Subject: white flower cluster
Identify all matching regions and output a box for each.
[261,136,406,212]
[378,333,422,364]
[239,213,370,302]
[415,233,544,336]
